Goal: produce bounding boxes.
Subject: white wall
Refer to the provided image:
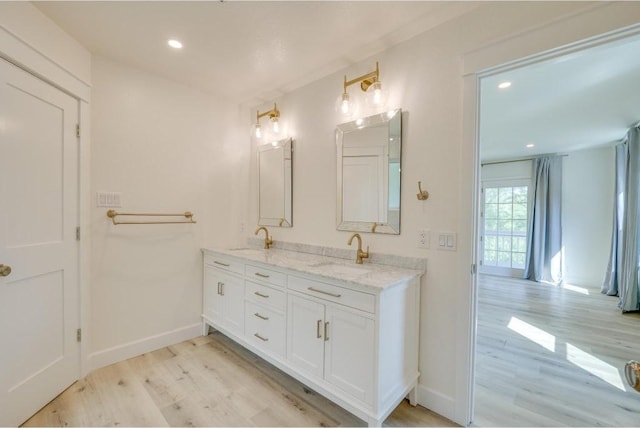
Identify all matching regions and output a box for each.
[0,2,90,99]
[89,55,247,368]
[482,160,532,182]
[563,146,614,287]
[246,2,640,423]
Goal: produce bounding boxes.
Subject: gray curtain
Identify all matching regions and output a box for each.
[602,143,627,297]
[523,156,563,284]
[602,127,640,312]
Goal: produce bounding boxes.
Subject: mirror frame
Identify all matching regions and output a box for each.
[336,109,402,234]
[257,138,293,228]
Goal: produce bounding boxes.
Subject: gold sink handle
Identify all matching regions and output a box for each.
[255,226,273,249]
[347,233,369,264]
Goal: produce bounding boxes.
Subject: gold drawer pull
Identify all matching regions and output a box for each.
[254,272,270,278]
[254,291,269,298]
[316,319,322,339]
[254,312,269,321]
[254,333,269,342]
[214,261,230,267]
[308,286,341,298]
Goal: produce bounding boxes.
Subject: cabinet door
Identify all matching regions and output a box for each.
[287,295,325,378]
[219,272,245,335]
[324,306,375,404]
[203,265,224,323]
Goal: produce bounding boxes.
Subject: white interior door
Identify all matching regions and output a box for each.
[0,58,80,426]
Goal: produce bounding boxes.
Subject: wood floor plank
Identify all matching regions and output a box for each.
[474,274,640,426]
[24,331,455,427]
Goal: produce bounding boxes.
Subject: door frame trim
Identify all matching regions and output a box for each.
[460,8,640,427]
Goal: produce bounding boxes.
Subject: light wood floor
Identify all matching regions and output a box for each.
[23,331,456,427]
[474,274,640,427]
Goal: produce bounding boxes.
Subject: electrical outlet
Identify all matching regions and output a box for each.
[417,229,430,249]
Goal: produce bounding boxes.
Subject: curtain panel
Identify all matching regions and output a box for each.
[603,126,640,312]
[523,156,563,284]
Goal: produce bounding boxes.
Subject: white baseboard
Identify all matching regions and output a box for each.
[417,384,456,423]
[89,323,202,371]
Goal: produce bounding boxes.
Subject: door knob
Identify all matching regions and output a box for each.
[626,360,640,392]
[0,264,11,277]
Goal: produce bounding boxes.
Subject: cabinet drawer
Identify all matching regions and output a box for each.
[204,254,244,275]
[245,280,286,312]
[245,301,285,357]
[288,276,375,313]
[245,264,286,288]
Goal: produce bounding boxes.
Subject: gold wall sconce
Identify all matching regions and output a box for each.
[417,181,429,200]
[337,61,387,118]
[254,103,281,140]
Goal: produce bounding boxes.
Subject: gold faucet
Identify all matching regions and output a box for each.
[254,226,273,249]
[347,233,369,264]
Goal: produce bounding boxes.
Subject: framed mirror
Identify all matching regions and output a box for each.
[258,138,292,227]
[336,109,401,234]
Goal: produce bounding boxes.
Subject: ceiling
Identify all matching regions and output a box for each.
[34,1,478,106]
[34,2,640,159]
[481,34,640,161]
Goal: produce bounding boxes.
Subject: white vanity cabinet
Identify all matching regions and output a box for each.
[244,264,287,357]
[287,276,375,405]
[203,257,245,336]
[201,248,421,427]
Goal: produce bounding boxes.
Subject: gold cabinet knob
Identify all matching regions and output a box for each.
[0,264,12,277]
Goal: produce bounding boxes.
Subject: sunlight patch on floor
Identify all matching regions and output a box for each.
[562,283,590,295]
[508,316,556,352]
[566,342,626,391]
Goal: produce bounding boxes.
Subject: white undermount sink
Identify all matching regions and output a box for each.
[310,261,371,276]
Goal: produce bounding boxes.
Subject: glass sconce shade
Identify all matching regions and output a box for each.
[365,81,388,110]
[335,92,358,118]
[254,123,262,139]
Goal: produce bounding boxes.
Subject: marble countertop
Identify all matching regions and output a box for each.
[201,247,423,291]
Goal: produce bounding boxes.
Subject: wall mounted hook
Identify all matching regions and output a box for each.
[417,181,429,200]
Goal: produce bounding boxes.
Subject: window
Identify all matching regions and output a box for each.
[482,184,528,275]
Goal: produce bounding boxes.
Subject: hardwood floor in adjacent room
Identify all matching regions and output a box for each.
[23,331,456,427]
[474,274,640,427]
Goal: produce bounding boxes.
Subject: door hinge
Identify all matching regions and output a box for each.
[76,124,80,138]
[76,328,82,342]
[76,226,81,241]
[471,264,477,275]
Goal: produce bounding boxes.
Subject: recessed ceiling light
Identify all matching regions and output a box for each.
[498,81,512,89]
[168,39,183,49]
[526,143,535,148]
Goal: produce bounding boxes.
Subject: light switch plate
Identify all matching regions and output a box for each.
[437,231,457,251]
[96,192,122,208]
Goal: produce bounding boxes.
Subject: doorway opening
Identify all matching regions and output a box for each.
[471,29,640,426]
